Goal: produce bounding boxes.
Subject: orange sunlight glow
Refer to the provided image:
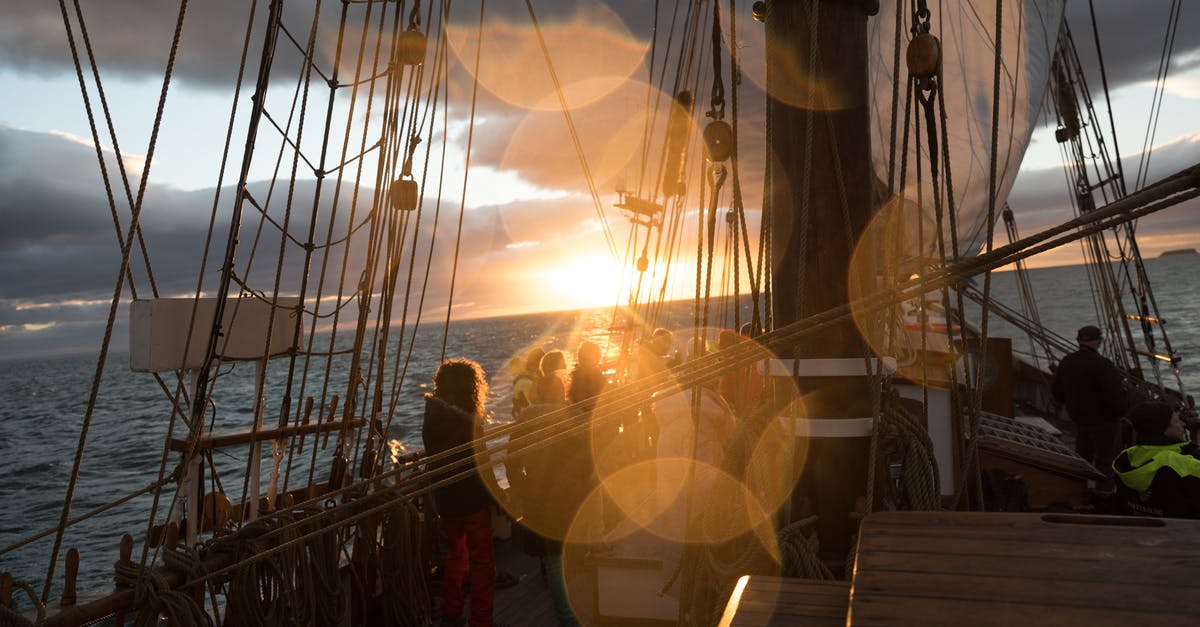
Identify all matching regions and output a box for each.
[446,4,647,111]
[541,254,625,310]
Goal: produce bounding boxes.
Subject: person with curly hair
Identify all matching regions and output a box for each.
[422,358,500,627]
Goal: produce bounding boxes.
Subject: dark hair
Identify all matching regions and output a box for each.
[523,348,546,378]
[540,349,567,373]
[576,340,601,366]
[1129,401,1176,445]
[432,358,488,417]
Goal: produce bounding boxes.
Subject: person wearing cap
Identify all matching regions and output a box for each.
[1051,324,1128,494]
[1113,401,1200,518]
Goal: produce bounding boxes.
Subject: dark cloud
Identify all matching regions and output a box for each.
[0,124,620,356]
[0,1,658,91]
[1064,1,1200,94]
[0,128,118,251]
[3,1,1193,96]
[1,0,1198,358]
[1006,130,1200,256]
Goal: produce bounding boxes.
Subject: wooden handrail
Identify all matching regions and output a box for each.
[168,418,364,452]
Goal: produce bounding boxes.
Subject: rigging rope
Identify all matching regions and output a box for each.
[137,162,1200,598]
[45,0,192,604]
[439,0,487,361]
[379,498,431,627]
[1133,0,1182,191]
[522,0,621,265]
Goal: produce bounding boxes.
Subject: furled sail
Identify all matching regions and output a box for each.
[868,0,1065,263]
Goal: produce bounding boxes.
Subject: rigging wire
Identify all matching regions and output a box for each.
[14,160,1196,604]
[1086,0,1127,195]
[440,0,488,361]
[522,0,621,266]
[152,167,1200,593]
[44,0,193,604]
[304,0,396,489]
[1133,0,1182,191]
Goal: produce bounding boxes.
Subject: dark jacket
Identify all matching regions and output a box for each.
[421,395,494,518]
[568,363,606,411]
[507,404,592,556]
[1051,345,1127,425]
[1113,441,1200,518]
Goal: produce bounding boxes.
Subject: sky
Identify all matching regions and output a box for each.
[0,0,1198,359]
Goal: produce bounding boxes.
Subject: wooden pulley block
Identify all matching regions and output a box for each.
[906,32,941,79]
[201,491,232,531]
[637,256,649,272]
[390,178,419,211]
[751,1,767,23]
[329,454,348,489]
[396,27,427,66]
[703,120,734,162]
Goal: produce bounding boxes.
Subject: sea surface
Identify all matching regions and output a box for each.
[3,254,1200,603]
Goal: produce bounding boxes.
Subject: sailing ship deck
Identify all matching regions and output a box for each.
[718,511,1200,626]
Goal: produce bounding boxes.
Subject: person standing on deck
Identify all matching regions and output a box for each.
[630,328,676,457]
[717,328,765,415]
[533,349,570,405]
[569,340,612,556]
[509,355,588,627]
[422,358,500,627]
[651,341,736,599]
[1052,325,1128,495]
[512,348,544,419]
[1113,401,1200,518]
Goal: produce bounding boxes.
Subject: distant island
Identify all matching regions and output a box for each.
[1161,248,1199,257]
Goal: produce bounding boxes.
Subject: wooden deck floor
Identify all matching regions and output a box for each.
[428,533,598,627]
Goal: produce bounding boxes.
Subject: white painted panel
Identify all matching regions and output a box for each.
[761,356,897,377]
[895,384,955,496]
[596,562,678,621]
[130,297,301,372]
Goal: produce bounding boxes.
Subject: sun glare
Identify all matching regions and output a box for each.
[542,254,624,310]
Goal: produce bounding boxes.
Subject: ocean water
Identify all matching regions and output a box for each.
[2,254,1199,603]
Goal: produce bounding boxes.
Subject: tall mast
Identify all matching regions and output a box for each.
[765,0,877,555]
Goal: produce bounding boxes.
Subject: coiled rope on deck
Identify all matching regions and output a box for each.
[380,498,430,627]
[877,395,941,511]
[213,512,319,626]
[250,506,343,627]
[113,558,208,627]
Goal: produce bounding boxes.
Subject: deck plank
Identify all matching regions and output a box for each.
[848,511,1200,625]
[718,576,849,627]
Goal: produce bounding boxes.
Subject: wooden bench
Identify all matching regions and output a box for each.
[718,575,850,626]
[848,511,1200,625]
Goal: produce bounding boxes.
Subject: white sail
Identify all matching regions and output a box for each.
[868,0,1065,262]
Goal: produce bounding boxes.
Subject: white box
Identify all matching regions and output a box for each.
[130,297,301,372]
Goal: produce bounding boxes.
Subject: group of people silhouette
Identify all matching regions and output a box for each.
[420,325,766,626]
[1052,324,1200,517]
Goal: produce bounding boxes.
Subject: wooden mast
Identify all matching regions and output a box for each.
[765,0,878,556]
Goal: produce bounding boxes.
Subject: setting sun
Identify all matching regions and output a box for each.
[541,254,626,310]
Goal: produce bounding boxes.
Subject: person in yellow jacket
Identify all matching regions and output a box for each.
[1113,401,1200,518]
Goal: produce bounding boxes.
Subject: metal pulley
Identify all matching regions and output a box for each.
[396,26,427,66]
[906,32,940,79]
[703,120,733,162]
[390,178,419,211]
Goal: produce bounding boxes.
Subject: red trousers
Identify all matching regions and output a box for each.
[438,507,495,626]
